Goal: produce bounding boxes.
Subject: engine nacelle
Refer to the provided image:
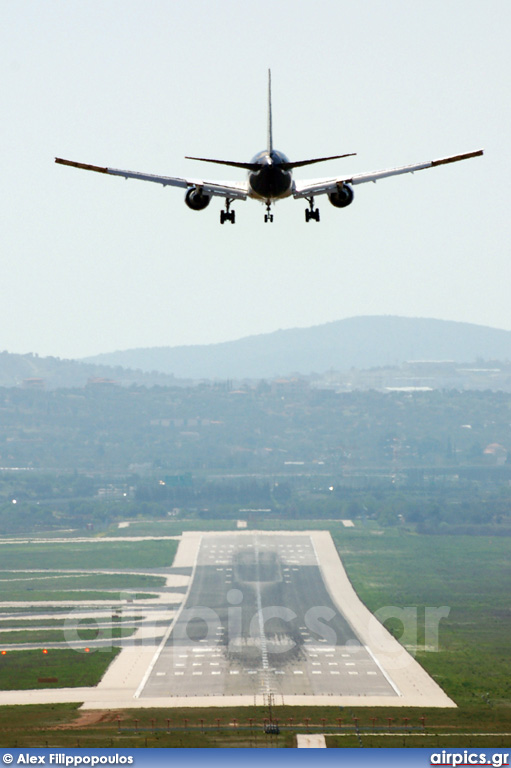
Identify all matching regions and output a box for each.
[328,183,354,208]
[185,187,211,211]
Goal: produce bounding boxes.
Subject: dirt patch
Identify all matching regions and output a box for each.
[56,709,123,729]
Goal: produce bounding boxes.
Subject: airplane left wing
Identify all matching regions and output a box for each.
[293,149,483,199]
[55,158,248,200]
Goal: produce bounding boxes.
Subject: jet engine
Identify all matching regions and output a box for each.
[328,184,354,208]
[185,187,211,211]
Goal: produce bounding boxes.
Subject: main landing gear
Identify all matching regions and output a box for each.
[220,198,235,224]
[305,197,320,222]
[264,201,274,223]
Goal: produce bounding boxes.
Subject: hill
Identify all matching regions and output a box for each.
[0,350,183,389]
[81,316,511,380]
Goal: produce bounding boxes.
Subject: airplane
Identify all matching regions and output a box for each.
[55,71,483,225]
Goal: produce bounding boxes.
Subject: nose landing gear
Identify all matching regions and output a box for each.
[264,200,274,223]
[305,197,320,222]
[220,198,235,224]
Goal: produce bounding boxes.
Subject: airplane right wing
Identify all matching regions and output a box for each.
[55,158,249,200]
[293,149,484,199]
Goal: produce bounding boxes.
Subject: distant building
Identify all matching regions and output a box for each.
[483,443,508,465]
[86,377,118,387]
[22,378,45,389]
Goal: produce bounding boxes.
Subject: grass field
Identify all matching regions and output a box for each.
[0,648,120,690]
[0,606,70,614]
[0,540,178,570]
[0,626,136,644]
[0,573,165,588]
[332,528,511,709]
[0,616,143,628]
[0,542,172,605]
[0,574,165,603]
[0,703,510,748]
[0,590,159,601]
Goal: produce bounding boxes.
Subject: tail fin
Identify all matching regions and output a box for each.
[185,70,357,172]
[267,69,273,154]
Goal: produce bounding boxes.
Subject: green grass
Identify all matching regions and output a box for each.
[0,606,70,615]
[0,571,65,577]
[332,528,511,709]
[0,703,510,748]
[0,648,120,690]
[0,618,66,628]
[0,573,164,599]
[0,590,158,601]
[0,626,136,644]
[0,540,178,570]
[0,573,165,588]
[0,615,144,628]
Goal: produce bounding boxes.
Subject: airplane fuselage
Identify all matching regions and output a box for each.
[55,69,483,224]
[248,150,293,201]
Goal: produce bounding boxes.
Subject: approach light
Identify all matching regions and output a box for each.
[1,650,6,655]
[42,649,48,654]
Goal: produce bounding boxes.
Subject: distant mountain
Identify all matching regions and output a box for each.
[0,350,183,389]
[81,316,511,380]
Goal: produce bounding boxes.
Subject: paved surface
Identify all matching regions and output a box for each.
[140,534,397,699]
[0,530,456,709]
[296,734,327,747]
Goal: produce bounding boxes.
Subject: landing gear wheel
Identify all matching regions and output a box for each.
[305,197,320,222]
[264,201,274,223]
[220,198,235,224]
[220,210,235,224]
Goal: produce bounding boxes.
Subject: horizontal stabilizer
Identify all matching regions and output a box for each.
[185,156,261,171]
[280,153,356,171]
[185,152,357,172]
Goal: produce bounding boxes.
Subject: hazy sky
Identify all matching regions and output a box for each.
[3,0,509,359]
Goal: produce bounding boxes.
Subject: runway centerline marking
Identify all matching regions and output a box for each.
[254,536,271,695]
[138,533,407,701]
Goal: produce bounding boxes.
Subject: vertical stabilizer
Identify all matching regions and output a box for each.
[267,69,273,154]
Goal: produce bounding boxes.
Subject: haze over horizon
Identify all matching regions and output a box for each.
[4,313,511,361]
[80,313,511,357]
[3,1,509,359]
[81,316,511,382]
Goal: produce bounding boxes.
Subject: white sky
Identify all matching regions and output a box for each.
[2,0,509,359]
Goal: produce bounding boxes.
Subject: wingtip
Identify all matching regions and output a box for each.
[431,149,484,167]
[54,158,109,173]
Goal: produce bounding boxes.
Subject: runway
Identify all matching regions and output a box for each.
[0,529,456,708]
[139,534,398,699]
